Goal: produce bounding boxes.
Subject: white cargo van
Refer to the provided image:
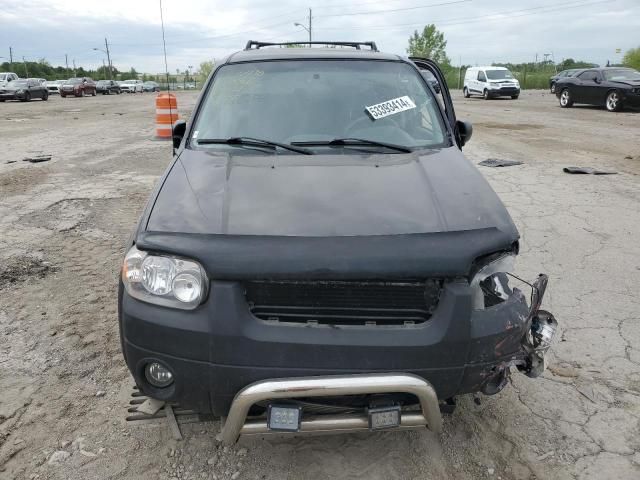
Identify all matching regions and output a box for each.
[463,66,520,99]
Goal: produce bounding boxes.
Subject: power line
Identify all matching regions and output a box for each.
[315,0,616,30]
[315,0,472,18]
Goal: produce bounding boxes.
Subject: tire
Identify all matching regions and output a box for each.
[550,83,556,94]
[559,88,573,108]
[61,93,66,98]
[605,90,622,112]
[91,89,96,96]
[42,92,48,101]
[511,95,519,99]
[463,87,470,98]
[24,92,31,102]
[483,89,490,100]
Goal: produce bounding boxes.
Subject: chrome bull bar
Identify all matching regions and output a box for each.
[219,373,442,445]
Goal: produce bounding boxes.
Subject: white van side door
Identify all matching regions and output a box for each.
[475,70,487,93]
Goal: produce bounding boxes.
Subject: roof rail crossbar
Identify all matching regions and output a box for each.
[245,41,378,52]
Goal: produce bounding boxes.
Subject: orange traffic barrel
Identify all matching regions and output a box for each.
[155,93,179,139]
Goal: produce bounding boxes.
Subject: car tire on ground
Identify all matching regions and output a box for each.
[605,90,622,112]
[559,88,573,108]
[511,95,519,99]
[24,92,32,102]
[463,87,470,98]
[43,92,48,101]
[550,83,556,94]
[91,90,96,96]
[483,89,490,100]
[61,93,66,98]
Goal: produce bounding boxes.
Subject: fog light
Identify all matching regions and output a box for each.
[145,362,174,387]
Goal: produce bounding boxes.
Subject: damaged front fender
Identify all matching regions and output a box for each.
[465,273,558,395]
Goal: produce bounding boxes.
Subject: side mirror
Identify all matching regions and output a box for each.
[594,77,601,84]
[172,120,187,151]
[456,120,473,147]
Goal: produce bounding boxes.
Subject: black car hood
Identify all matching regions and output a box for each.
[139,148,519,279]
[147,147,518,238]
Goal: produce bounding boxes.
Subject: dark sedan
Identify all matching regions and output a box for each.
[549,69,583,93]
[556,68,640,112]
[0,79,48,102]
[96,80,121,95]
[143,81,160,92]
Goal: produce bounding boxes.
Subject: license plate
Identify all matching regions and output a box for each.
[368,405,401,430]
[267,404,302,432]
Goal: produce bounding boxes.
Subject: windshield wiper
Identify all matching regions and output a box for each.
[292,138,413,153]
[196,137,313,155]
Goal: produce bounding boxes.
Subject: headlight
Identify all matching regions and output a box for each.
[470,254,516,310]
[122,245,207,309]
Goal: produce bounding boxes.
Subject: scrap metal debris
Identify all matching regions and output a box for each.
[22,154,52,163]
[563,167,617,175]
[478,158,524,167]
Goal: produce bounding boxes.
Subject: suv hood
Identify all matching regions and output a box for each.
[146,147,518,239]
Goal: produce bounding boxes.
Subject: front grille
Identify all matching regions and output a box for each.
[244,280,442,326]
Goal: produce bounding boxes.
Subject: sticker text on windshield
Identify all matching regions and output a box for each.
[365,96,416,120]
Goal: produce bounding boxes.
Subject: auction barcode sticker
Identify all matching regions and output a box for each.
[365,96,416,120]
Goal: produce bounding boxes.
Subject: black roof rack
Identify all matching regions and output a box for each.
[245,41,378,52]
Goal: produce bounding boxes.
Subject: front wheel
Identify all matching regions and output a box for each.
[61,93,66,98]
[24,92,32,102]
[42,92,48,101]
[483,89,490,100]
[550,83,556,94]
[463,87,470,98]
[91,90,96,96]
[605,90,622,112]
[559,88,573,108]
[511,95,519,99]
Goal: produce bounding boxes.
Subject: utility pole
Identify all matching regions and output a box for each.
[65,54,69,77]
[308,8,312,43]
[104,37,113,80]
[22,56,29,77]
[102,59,107,80]
[73,59,77,77]
[9,47,13,70]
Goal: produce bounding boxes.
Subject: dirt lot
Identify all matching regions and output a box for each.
[1,90,639,480]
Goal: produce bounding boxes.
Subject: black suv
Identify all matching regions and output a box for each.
[119,41,557,444]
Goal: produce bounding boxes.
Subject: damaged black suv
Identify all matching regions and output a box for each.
[119,41,557,444]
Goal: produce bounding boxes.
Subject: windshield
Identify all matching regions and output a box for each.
[66,79,82,84]
[603,69,640,81]
[0,74,6,81]
[191,60,447,153]
[486,69,514,80]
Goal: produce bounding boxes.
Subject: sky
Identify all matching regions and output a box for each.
[1,0,639,74]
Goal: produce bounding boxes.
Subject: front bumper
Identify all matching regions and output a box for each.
[120,274,555,417]
[0,93,18,100]
[488,86,520,97]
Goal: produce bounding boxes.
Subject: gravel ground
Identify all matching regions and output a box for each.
[1,90,639,480]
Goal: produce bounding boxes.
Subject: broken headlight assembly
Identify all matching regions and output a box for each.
[122,245,208,310]
[470,253,516,310]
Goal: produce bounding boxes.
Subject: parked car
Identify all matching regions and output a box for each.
[463,66,520,99]
[60,77,97,97]
[45,80,65,94]
[549,69,584,93]
[118,40,556,445]
[143,81,160,92]
[0,78,48,102]
[96,80,121,95]
[120,79,144,93]
[556,67,640,112]
[0,72,20,88]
